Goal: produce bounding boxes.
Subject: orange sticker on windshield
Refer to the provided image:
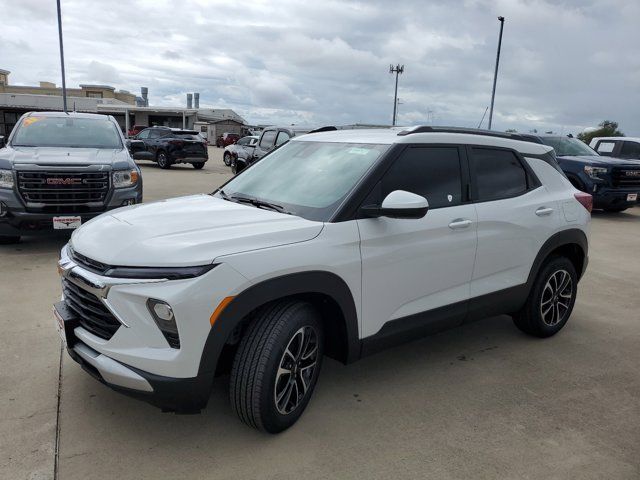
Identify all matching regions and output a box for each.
[22,117,44,127]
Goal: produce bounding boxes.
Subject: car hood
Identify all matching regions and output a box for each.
[71,194,324,267]
[0,146,129,168]
[558,155,640,166]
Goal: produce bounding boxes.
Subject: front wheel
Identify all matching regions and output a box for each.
[231,161,244,175]
[223,152,232,166]
[230,301,324,433]
[192,162,205,169]
[157,151,171,169]
[513,256,578,338]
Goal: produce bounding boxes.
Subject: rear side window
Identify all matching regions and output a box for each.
[259,130,277,148]
[275,131,290,146]
[620,141,640,158]
[596,141,615,154]
[149,129,166,139]
[381,147,463,209]
[471,148,528,202]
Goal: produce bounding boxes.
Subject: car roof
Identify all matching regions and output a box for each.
[294,127,553,156]
[24,111,112,120]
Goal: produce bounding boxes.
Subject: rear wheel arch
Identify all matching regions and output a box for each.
[198,271,360,377]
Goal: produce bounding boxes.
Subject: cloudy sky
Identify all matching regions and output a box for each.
[1,0,639,135]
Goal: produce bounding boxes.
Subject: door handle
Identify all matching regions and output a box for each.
[448,219,473,229]
[535,207,554,216]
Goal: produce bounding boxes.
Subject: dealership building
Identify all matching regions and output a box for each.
[0,68,245,138]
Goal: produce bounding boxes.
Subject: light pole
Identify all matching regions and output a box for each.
[56,0,68,113]
[389,64,404,126]
[488,16,505,130]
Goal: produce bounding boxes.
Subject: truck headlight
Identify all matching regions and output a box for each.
[584,165,607,180]
[0,169,14,189]
[112,169,139,188]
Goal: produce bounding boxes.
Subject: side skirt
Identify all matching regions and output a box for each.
[360,284,528,358]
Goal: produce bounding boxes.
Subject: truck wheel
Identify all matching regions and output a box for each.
[0,235,21,245]
[192,162,205,170]
[513,256,577,338]
[157,151,171,169]
[223,152,232,166]
[230,300,324,433]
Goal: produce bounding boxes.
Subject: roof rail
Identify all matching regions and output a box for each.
[396,126,529,141]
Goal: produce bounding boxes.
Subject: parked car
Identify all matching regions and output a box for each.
[55,126,590,432]
[521,134,640,212]
[234,125,336,174]
[127,125,148,137]
[223,135,258,166]
[131,126,208,169]
[590,137,640,161]
[0,111,142,244]
[215,132,240,148]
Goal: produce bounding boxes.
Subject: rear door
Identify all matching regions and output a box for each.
[469,147,558,299]
[358,145,477,339]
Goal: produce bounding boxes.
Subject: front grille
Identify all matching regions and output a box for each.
[611,167,640,188]
[62,278,121,340]
[17,171,110,210]
[69,247,109,275]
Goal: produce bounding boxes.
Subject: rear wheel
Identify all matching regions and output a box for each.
[192,162,205,169]
[156,151,171,169]
[230,300,324,433]
[513,256,577,338]
[0,235,20,245]
[223,152,232,166]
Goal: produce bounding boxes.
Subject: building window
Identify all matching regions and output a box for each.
[86,91,103,98]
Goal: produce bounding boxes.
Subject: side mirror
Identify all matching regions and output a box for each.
[0,136,5,149]
[361,190,429,219]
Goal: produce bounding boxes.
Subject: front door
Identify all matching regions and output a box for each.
[358,146,477,339]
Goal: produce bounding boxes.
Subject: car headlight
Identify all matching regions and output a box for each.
[112,169,139,188]
[584,165,607,180]
[0,169,14,189]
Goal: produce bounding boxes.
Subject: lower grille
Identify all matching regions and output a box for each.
[62,278,121,340]
[611,167,640,188]
[17,171,110,211]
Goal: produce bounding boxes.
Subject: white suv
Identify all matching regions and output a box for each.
[55,126,591,433]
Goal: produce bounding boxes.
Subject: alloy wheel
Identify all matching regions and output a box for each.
[540,269,573,326]
[274,326,319,415]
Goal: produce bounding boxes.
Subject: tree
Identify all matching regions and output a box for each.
[505,128,517,133]
[577,120,624,145]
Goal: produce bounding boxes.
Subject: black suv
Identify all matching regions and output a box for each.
[131,127,208,169]
[522,134,640,212]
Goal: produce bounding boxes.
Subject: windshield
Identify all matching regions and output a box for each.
[540,137,598,157]
[11,116,123,149]
[217,141,389,221]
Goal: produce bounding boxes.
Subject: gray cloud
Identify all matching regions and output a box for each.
[0,0,638,134]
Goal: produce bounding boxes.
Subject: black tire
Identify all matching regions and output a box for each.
[603,207,628,213]
[0,235,21,245]
[231,162,244,175]
[156,151,171,169]
[223,152,232,166]
[192,162,205,170]
[513,256,578,338]
[230,300,324,433]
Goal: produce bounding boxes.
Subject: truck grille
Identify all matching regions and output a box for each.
[611,167,640,188]
[62,278,121,340]
[17,171,110,210]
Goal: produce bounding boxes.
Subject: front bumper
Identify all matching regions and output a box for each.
[0,184,142,236]
[591,187,639,209]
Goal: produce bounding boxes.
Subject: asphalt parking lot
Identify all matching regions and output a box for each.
[1,148,639,480]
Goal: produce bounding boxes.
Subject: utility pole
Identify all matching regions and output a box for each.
[488,16,505,130]
[56,0,68,113]
[389,64,404,126]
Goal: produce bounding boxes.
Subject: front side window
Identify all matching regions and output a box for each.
[259,130,277,148]
[11,116,122,149]
[218,141,388,221]
[620,141,640,158]
[136,129,150,139]
[471,148,528,202]
[381,147,463,208]
[595,141,616,154]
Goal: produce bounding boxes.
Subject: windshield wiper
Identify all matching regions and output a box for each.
[229,194,292,215]
[216,189,231,201]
